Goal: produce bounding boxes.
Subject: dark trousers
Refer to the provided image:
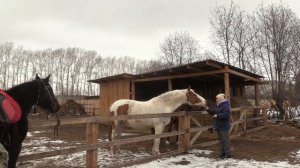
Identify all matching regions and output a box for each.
[216,129,231,156]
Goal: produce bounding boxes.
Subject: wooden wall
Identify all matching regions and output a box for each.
[99,79,131,116]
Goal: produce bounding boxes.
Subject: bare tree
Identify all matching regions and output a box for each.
[254,3,299,116]
[210,1,238,64]
[157,31,201,66]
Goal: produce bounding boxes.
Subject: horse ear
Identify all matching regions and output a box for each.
[44,75,51,83]
[35,74,40,80]
[187,85,191,91]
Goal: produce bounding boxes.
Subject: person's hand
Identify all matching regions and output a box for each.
[212,114,217,118]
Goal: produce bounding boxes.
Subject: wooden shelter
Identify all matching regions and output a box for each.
[89,59,265,116]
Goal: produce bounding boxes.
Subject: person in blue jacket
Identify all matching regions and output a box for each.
[205,93,231,159]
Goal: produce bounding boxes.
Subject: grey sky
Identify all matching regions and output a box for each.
[1,0,300,60]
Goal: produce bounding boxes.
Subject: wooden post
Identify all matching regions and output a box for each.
[244,109,247,131]
[224,66,230,101]
[131,81,135,100]
[168,79,172,91]
[178,112,190,151]
[255,83,260,106]
[86,122,99,168]
[255,84,261,125]
[262,107,268,126]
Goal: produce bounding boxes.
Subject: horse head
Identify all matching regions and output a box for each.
[35,74,60,113]
[185,88,207,107]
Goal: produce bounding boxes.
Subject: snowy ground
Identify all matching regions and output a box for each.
[127,149,300,168]
[17,131,300,168]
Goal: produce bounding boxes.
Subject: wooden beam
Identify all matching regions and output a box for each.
[134,69,225,82]
[228,69,261,82]
[187,64,224,80]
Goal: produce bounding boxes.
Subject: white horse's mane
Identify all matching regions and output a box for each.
[150,89,187,105]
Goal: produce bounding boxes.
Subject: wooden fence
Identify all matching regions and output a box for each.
[19,106,267,168]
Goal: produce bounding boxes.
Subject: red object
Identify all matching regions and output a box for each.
[0,89,21,124]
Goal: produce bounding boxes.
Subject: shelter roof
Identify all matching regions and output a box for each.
[89,59,264,84]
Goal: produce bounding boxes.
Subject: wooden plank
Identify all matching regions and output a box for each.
[18,131,185,162]
[109,111,187,121]
[246,125,266,133]
[18,143,107,162]
[231,107,242,112]
[190,116,202,127]
[191,140,219,148]
[190,125,268,149]
[112,130,185,146]
[86,122,98,168]
[246,116,264,122]
[190,130,203,146]
[185,111,208,115]
[29,117,96,128]
[133,70,225,82]
[190,126,210,133]
[28,111,190,128]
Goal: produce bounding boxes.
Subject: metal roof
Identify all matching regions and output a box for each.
[89,59,264,83]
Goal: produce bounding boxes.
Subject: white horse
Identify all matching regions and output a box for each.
[109,88,207,155]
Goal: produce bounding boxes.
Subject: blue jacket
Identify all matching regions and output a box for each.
[208,100,231,130]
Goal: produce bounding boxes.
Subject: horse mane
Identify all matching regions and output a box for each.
[150,89,186,105]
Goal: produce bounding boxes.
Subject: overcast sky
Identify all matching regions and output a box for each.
[1,0,300,60]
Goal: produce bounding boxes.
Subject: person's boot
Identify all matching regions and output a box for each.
[219,153,225,159]
[221,153,231,159]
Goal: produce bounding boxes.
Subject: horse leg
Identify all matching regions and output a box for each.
[7,141,22,168]
[107,124,112,141]
[152,124,164,156]
[110,121,118,154]
[115,121,125,153]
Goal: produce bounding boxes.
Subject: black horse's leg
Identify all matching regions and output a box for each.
[7,124,22,168]
[7,139,22,168]
[8,119,28,168]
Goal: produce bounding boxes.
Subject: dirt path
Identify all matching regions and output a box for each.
[204,124,300,165]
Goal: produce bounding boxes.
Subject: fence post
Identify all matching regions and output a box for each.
[86,122,99,168]
[178,112,190,151]
[244,108,247,132]
[262,107,268,126]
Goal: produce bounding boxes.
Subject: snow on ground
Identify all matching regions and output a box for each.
[127,149,300,168]
[17,131,300,168]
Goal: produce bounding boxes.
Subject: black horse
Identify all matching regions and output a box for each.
[0,74,60,168]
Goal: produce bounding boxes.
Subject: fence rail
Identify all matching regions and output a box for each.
[20,106,268,168]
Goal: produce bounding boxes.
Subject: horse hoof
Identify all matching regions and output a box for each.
[152,150,161,156]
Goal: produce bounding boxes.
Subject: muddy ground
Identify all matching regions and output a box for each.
[24,118,300,167]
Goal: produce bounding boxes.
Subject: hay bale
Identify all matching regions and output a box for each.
[58,99,87,116]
